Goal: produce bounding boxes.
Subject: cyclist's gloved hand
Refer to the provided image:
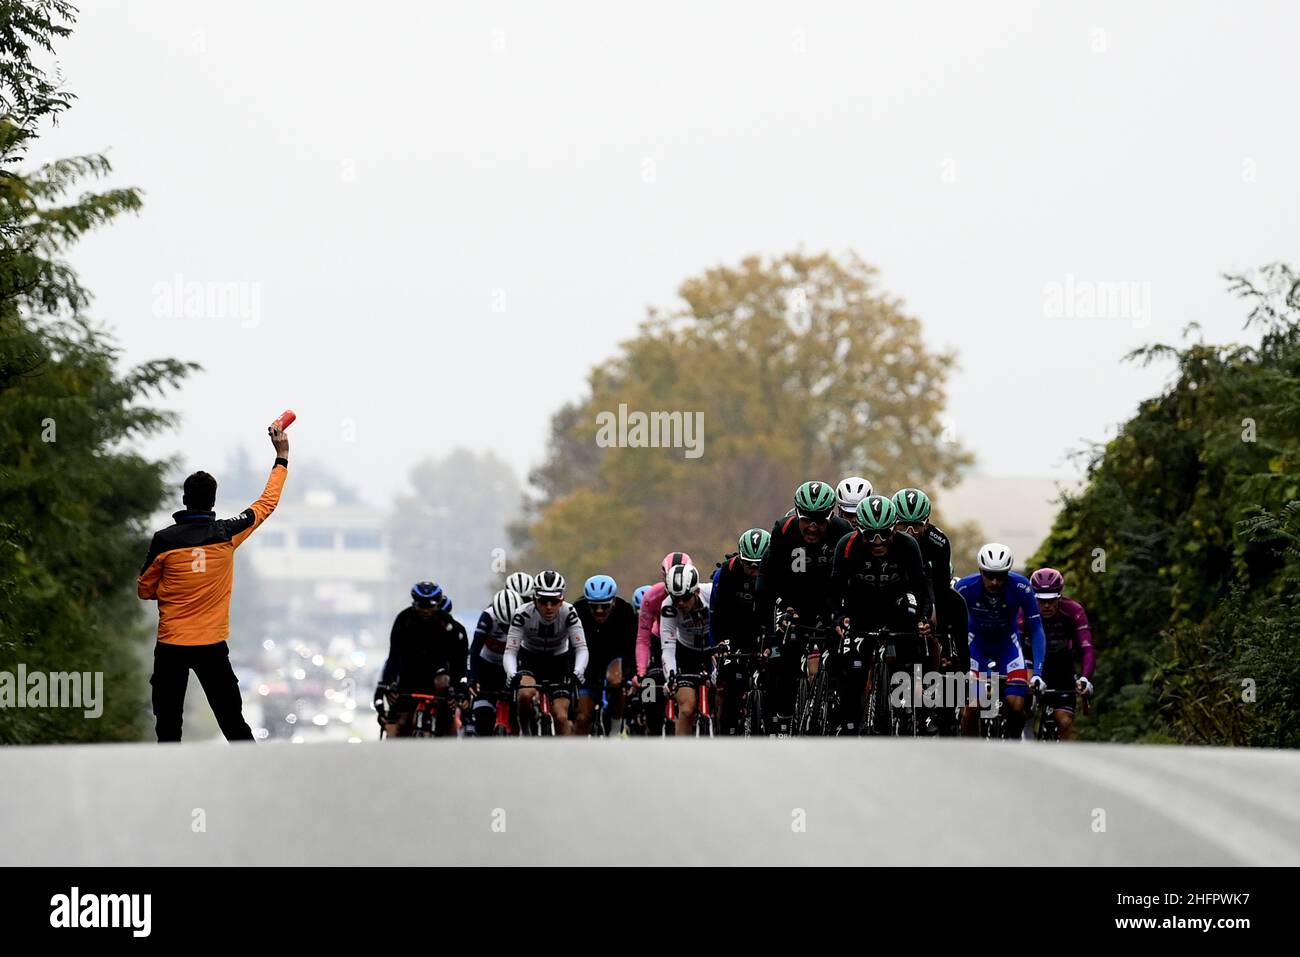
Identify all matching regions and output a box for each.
[1029,674,1046,693]
[373,684,390,709]
[572,672,585,689]
[1076,676,1093,695]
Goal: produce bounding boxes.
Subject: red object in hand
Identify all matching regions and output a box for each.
[270,409,296,431]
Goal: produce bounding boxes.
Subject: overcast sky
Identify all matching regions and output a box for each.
[35,0,1300,506]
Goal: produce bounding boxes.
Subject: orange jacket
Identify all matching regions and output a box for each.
[138,460,287,645]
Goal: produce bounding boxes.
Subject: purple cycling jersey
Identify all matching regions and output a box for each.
[1031,596,1095,679]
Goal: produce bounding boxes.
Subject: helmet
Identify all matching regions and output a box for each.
[411,581,443,606]
[583,574,618,602]
[532,569,566,598]
[438,595,453,614]
[794,480,836,518]
[977,543,1014,573]
[856,495,897,532]
[504,572,535,599]
[737,527,771,562]
[835,477,872,518]
[664,562,700,598]
[892,488,931,523]
[1029,567,1064,599]
[661,551,693,578]
[632,584,652,614]
[492,588,522,623]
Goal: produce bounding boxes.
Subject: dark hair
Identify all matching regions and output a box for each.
[183,471,218,511]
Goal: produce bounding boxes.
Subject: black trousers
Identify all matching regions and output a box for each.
[151,640,254,743]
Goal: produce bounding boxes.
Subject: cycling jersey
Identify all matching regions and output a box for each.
[574,596,637,683]
[661,582,714,677]
[916,524,952,616]
[380,607,469,692]
[955,572,1046,674]
[758,513,855,624]
[504,601,588,681]
[635,582,667,675]
[469,606,511,675]
[1033,597,1095,683]
[829,528,934,624]
[709,556,765,651]
[137,459,287,646]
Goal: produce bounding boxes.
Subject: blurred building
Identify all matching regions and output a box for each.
[240,488,398,634]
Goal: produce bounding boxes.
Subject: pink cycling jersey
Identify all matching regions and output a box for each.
[635,582,667,675]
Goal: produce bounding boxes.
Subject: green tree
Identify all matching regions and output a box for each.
[516,251,973,592]
[1031,264,1300,745]
[0,0,194,742]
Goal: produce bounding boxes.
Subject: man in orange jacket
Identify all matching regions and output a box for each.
[138,425,290,742]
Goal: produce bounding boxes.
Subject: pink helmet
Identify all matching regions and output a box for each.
[661,551,693,579]
[1030,567,1064,599]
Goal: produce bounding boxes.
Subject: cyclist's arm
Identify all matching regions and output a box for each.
[635,597,652,675]
[567,607,588,679]
[1069,599,1096,679]
[449,624,469,683]
[468,611,492,683]
[137,533,163,600]
[1018,586,1046,675]
[660,608,679,677]
[708,566,724,645]
[380,613,404,686]
[503,616,524,681]
[903,535,934,622]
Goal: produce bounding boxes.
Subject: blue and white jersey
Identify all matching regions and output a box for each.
[955,572,1045,668]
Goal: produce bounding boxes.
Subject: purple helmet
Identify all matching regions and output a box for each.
[1030,567,1064,599]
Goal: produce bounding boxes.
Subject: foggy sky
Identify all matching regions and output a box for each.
[34,0,1300,506]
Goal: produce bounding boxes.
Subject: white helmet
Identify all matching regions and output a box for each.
[532,569,566,599]
[836,476,872,519]
[977,543,1014,573]
[491,588,522,624]
[505,572,535,599]
[664,562,701,598]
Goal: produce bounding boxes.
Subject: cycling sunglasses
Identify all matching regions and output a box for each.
[534,595,563,607]
[797,511,832,525]
[588,600,614,611]
[895,521,925,533]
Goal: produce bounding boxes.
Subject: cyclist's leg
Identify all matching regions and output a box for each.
[999,636,1030,737]
[574,684,597,736]
[605,658,626,734]
[675,681,698,736]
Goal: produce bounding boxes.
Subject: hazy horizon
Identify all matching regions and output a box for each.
[33,1,1300,505]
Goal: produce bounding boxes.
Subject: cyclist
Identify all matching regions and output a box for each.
[573,574,637,737]
[661,562,716,736]
[829,495,934,734]
[504,570,587,735]
[632,585,652,615]
[1028,567,1095,740]
[890,488,952,618]
[467,588,523,736]
[955,544,1045,738]
[758,481,855,731]
[931,563,970,734]
[710,528,771,733]
[634,551,693,679]
[375,582,470,737]
[835,476,873,527]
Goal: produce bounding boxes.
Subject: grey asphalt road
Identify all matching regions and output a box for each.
[2,739,1297,866]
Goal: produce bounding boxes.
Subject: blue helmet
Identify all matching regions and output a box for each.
[411,581,443,607]
[632,584,652,613]
[438,594,453,614]
[583,574,618,602]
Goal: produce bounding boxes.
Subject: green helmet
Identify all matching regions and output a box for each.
[738,527,771,562]
[794,480,836,516]
[856,494,897,531]
[892,487,931,523]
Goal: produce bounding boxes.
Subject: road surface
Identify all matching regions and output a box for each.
[2,739,1297,865]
